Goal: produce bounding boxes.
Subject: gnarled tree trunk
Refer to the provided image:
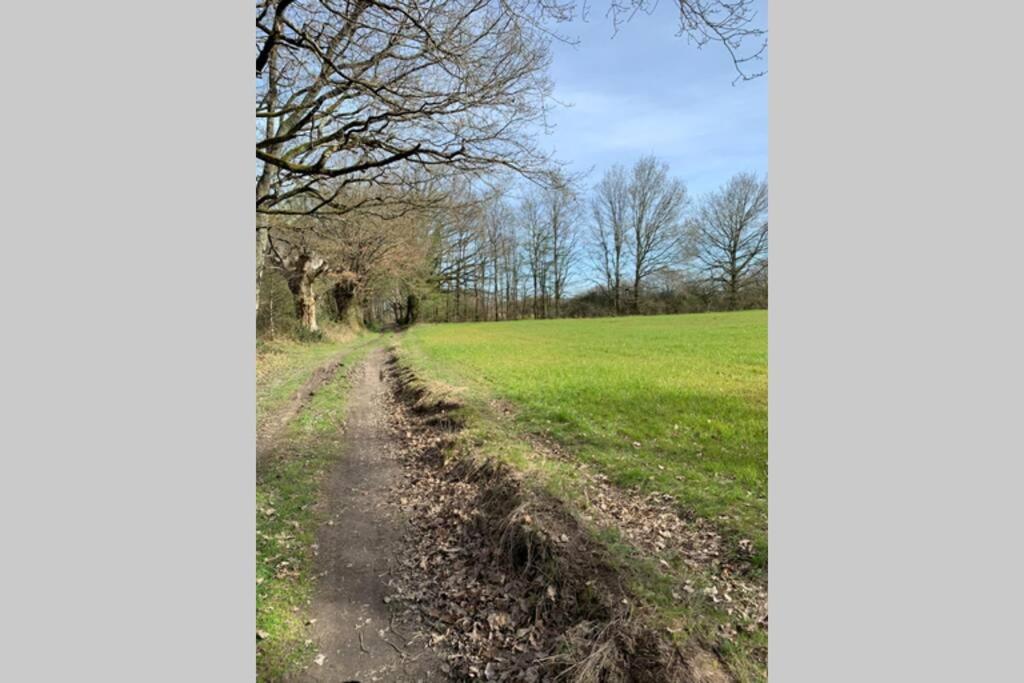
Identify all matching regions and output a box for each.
[256,225,270,312]
[287,268,320,331]
[272,238,327,333]
[331,273,361,329]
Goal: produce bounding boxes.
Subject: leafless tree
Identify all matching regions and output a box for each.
[255,0,570,309]
[481,194,517,321]
[590,164,630,315]
[541,177,581,317]
[603,0,766,82]
[264,184,435,330]
[255,0,766,311]
[626,156,689,312]
[519,194,551,318]
[501,228,522,319]
[689,172,768,310]
[427,183,489,321]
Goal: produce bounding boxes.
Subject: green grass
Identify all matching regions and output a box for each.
[257,328,372,429]
[398,311,767,681]
[256,333,381,681]
[401,311,767,565]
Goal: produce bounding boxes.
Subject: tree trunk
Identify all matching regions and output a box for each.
[256,226,270,312]
[727,272,739,311]
[493,256,500,321]
[332,279,361,328]
[405,293,418,325]
[287,272,319,332]
[454,267,462,321]
[552,242,560,318]
[531,274,538,319]
[633,257,642,313]
[613,272,621,316]
[268,295,275,337]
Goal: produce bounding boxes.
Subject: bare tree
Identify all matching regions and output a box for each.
[542,178,581,317]
[626,156,689,313]
[502,229,522,319]
[263,183,436,331]
[255,0,564,309]
[481,194,516,321]
[519,194,551,318]
[590,164,630,315]
[689,172,768,310]
[255,0,766,311]
[323,195,434,325]
[603,0,767,82]
[428,186,487,322]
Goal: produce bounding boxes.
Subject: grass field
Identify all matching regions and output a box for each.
[399,311,768,680]
[400,311,768,567]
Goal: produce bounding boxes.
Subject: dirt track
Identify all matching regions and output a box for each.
[288,348,442,682]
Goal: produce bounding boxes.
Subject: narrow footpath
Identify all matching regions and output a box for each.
[288,348,442,682]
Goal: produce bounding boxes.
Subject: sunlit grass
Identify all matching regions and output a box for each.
[401,311,767,567]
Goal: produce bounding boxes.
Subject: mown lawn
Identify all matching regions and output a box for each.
[400,311,768,568]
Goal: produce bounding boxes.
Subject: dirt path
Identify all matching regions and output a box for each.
[288,348,443,682]
[276,347,730,682]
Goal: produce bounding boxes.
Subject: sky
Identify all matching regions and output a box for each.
[536,0,767,200]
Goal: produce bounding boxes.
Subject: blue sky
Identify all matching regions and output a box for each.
[538,0,767,200]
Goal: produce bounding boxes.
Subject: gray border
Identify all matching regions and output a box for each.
[771,1,1021,680]
[2,1,253,680]
[2,1,1021,681]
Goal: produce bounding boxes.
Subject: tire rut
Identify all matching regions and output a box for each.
[257,339,372,462]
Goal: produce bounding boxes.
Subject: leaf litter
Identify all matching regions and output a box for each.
[376,355,743,681]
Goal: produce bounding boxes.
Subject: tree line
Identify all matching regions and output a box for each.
[425,160,766,324]
[258,158,766,334]
[255,0,766,336]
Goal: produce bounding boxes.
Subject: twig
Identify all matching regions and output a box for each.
[358,629,370,654]
[381,635,405,657]
[388,611,410,641]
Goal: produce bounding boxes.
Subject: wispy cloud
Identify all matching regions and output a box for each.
[535,1,767,196]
